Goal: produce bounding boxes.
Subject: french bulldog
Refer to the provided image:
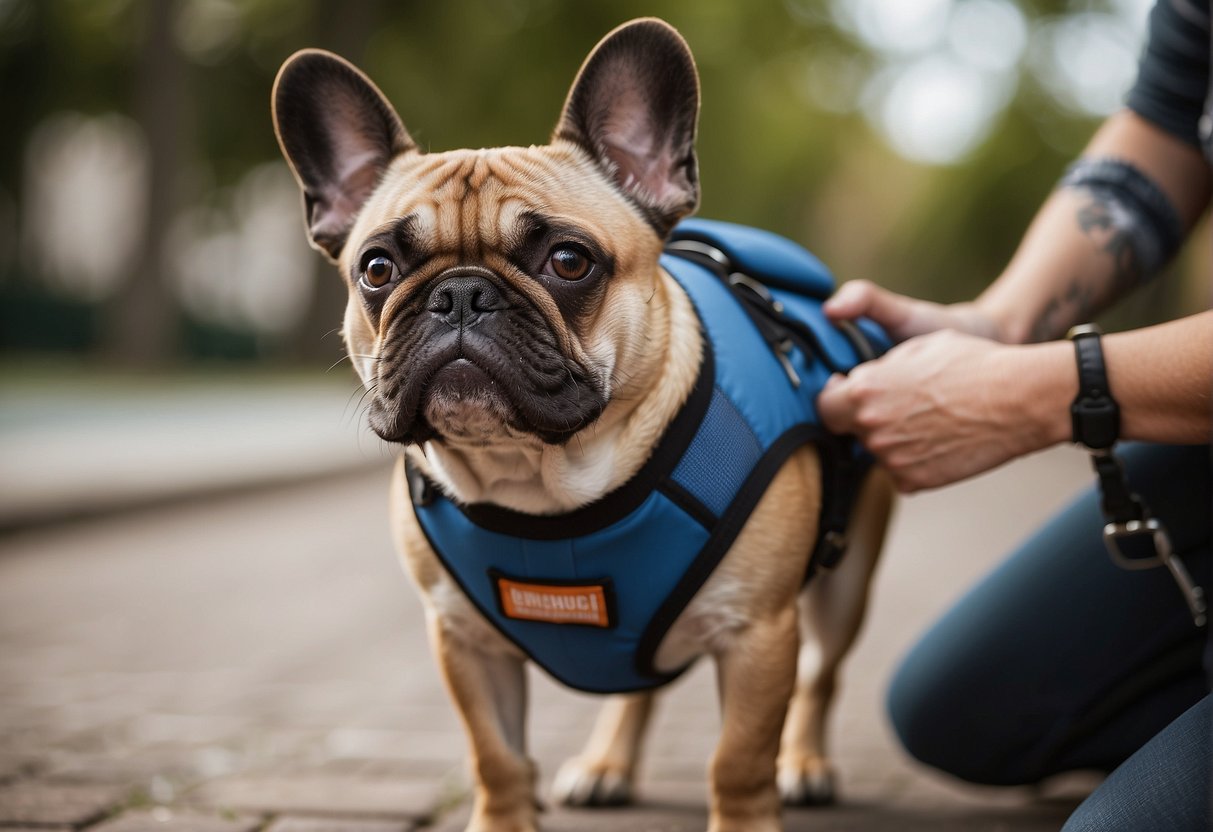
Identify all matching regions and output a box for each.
[273,18,893,832]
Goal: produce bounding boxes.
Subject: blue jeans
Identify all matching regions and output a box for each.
[887,444,1211,830]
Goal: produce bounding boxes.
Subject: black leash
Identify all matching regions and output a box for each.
[1068,324,1206,626]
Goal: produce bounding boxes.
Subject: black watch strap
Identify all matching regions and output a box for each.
[1068,324,1119,450]
[1065,324,1206,626]
[1067,325,1140,524]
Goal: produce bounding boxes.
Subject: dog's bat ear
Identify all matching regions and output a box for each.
[272,49,415,261]
[554,18,700,237]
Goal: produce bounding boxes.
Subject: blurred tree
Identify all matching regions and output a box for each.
[103,0,184,366]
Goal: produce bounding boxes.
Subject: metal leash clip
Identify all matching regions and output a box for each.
[1102,517,1207,627]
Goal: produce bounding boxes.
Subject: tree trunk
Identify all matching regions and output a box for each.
[102,0,184,366]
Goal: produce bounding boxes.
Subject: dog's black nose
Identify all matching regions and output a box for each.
[427,275,502,328]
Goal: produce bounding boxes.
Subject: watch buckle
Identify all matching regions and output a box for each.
[1066,323,1102,340]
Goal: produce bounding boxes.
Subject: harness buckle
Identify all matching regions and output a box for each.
[815,530,849,572]
[775,339,801,388]
[665,238,731,270]
[728,272,784,313]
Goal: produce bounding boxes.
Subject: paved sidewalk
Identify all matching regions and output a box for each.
[0,425,1101,832]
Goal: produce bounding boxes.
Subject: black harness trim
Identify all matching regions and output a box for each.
[659,478,717,531]
[634,423,828,679]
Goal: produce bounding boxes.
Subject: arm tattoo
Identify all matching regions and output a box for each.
[1027,192,1144,343]
[1075,197,1144,297]
[1030,278,1094,343]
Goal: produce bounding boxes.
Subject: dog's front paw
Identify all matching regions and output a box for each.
[551,756,634,807]
[776,754,836,806]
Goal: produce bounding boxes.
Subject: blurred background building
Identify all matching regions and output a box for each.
[0,0,1205,374]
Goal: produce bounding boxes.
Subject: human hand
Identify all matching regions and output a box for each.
[823,280,1004,343]
[817,330,1071,492]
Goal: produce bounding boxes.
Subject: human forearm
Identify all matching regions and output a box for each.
[1102,311,1213,443]
[976,111,1211,345]
[989,310,1213,453]
[818,311,1213,492]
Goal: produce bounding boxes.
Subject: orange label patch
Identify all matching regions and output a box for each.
[496,576,612,628]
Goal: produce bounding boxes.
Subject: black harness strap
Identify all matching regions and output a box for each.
[803,434,871,583]
[662,242,879,585]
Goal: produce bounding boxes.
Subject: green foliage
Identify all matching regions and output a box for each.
[0,0,1197,363]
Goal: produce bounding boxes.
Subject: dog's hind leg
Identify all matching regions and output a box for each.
[777,468,894,806]
[552,692,655,807]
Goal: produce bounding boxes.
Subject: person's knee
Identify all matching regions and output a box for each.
[886,652,1036,786]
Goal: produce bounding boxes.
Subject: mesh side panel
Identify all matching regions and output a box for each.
[671,388,762,516]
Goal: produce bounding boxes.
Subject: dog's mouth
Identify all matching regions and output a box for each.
[367,328,607,447]
[428,357,495,394]
[414,357,523,445]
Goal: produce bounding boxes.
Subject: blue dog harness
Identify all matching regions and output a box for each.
[406,219,890,694]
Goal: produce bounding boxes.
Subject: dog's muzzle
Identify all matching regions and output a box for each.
[367,268,607,446]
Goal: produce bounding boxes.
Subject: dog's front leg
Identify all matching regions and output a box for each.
[708,606,799,832]
[429,620,537,832]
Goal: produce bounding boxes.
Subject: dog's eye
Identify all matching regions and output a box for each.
[362,255,398,289]
[544,245,593,281]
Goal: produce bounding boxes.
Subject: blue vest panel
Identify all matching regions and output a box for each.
[410,219,889,694]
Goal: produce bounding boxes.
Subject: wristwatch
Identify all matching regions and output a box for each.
[1065,323,1207,626]
[1067,324,1119,450]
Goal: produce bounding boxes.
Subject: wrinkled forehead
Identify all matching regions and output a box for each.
[343,144,639,263]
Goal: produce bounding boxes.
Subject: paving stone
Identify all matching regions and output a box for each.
[320,728,462,768]
[186,776,442,819]
[340,758,463,780]
[263,815,414,832]
[127,714,250,746]
[40,747,206,787]
[0,780,130,826]
[0,751,45,782]
[90,809,262,832]
[274,757,370,777]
